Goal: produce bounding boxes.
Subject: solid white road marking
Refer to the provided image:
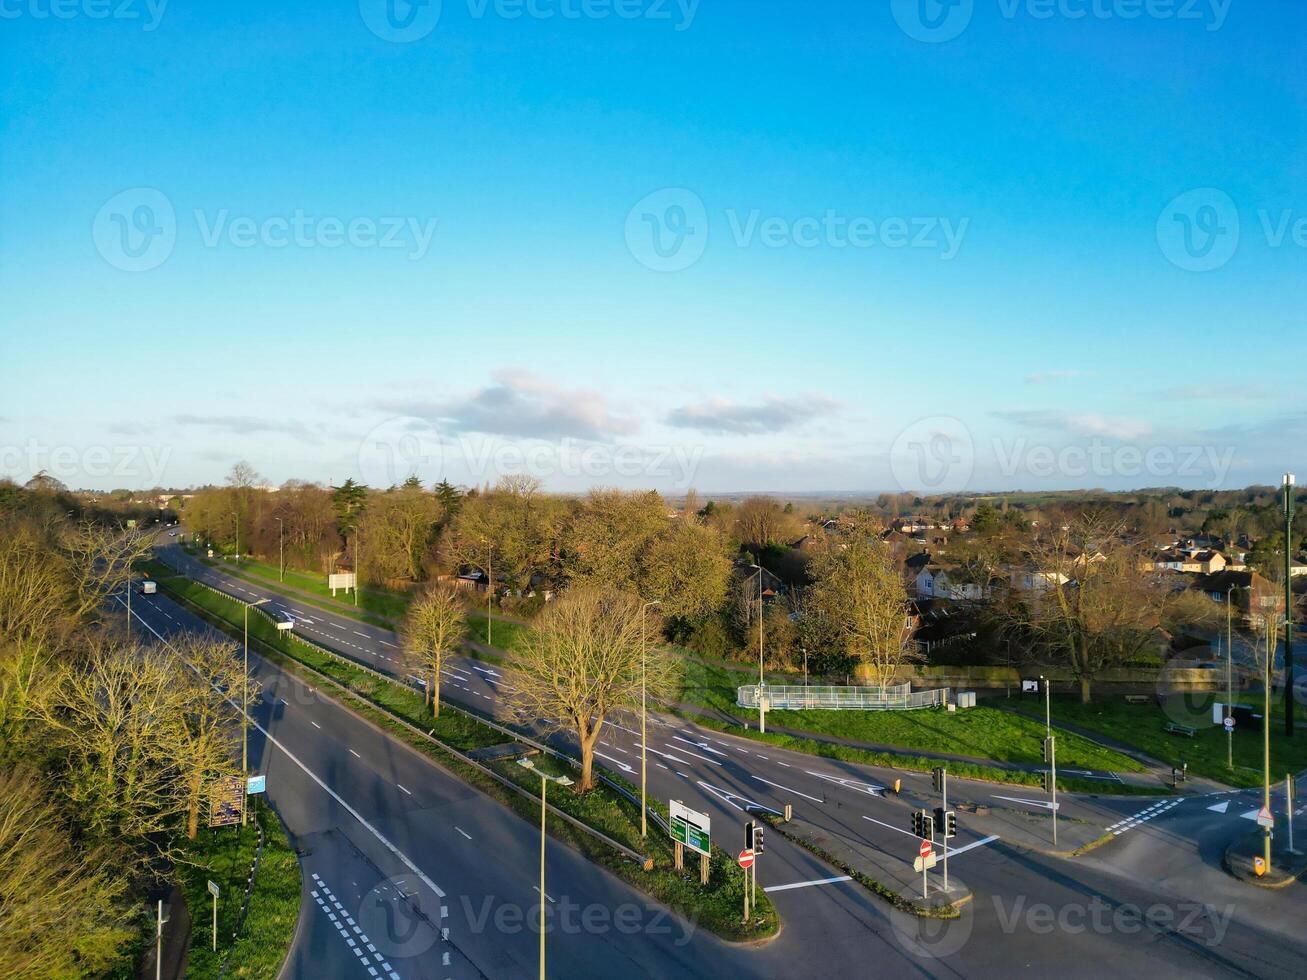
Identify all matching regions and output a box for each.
[945,834,1000,857]
[992,795,1060,812]
[751,774,823,803]
[764,875,852,894]
[863,814,916,838]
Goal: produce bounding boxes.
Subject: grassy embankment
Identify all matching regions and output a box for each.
[678,656,1156,794]
[1006,694,1307,789]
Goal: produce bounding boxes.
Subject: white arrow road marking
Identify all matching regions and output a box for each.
[662,741,724,767]
[1207,800,1230,813]
[696,781,783,816]
[992,795,1061,811]
[1240,809,1261,821]
[594,750,634,773]
[806,770,884,797]
[671,735,729,757]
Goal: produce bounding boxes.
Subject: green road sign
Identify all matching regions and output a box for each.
[670,800,711,856]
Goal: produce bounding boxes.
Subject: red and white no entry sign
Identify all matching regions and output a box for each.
[738,848,755,868]
[919,838,933,859]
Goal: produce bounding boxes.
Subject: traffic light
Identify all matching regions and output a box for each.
[1042,769,1056,792]
[745,820,756,850]
[932,767,946,794]
[934,807,946,832]
[1042,736,1055,763]
[943,810,957,839]
[754,825,765,854]
[911,809,935,839]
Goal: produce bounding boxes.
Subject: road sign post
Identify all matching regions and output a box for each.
[207,880,219,951]
[738,848,755,923]
[1288,775,1298,855]
[918,838,933,899]
[1043,736,1058,847]
[934,767,951,890]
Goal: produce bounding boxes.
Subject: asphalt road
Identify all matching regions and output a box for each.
[148,542,1307,977]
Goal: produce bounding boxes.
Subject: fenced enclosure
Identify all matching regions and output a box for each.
[736,683,949,711]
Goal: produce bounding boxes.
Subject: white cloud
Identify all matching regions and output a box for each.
[665,394,841,435]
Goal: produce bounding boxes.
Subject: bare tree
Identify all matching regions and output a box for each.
[806,536,917,687]
[1020,513,1174,703]
[504,587,678,791]
[60,520,154,625]
[399,586,468,715]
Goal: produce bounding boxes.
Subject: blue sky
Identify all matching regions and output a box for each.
[2,0,1303,494]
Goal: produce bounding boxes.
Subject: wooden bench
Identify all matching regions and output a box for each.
[1124,695,1149,705]
[1164,723,1196,738]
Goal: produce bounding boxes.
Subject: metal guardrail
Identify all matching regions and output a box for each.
[736,684,950,711]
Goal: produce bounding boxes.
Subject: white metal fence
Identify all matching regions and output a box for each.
[736,683,949,711]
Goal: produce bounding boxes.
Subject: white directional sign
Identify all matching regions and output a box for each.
[670,799,711,856]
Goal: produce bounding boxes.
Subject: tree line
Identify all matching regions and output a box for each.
[0,482,254,977]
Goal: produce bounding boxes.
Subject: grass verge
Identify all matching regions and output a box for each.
[154,577,777,943]
[1005,694,1307,789]
[678,657,1149,792]
[174,801,302,979]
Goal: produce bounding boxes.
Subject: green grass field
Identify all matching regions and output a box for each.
[677,656,1143,775]
[1007,694,1307,788]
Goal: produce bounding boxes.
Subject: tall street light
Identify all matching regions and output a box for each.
[1263,611,1276,870]
[242,597,269,826]
[275,516,284,583]
[485,542,495,647]
[516,759,572,980]
[1285,473,1296,736]
[756,566,766,734]
[640,599,661,838]
[1226,585,1234,771]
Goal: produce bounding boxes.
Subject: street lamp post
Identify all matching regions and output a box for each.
[484,541,495,647]
[517,759,572,980]
[640,600,661,838]
[1285,473,1296,736]
[1226,586,1234,770]
[242,597,269,826]
[1263,612,1275,870]
[757,567,766,734]
[275,516,284,583]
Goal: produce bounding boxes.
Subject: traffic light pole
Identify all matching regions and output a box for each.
[1051,738,1058,848]
[941,773,950,891]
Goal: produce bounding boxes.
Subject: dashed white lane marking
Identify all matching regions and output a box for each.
[311,721,322,729]
[533,886,556,903]
[751,773,823,803]
[397,783,412,795]
[381,640,398,649]
[353,631,368,637]
[764,875,853,893]
[1107,798,1182,835]
[456,826,472,840]
[349,749,361,758]
[311,875,401,980]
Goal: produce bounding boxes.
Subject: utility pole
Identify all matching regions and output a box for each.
[1285,473,1296,735]
[155,899,168,980]
[516,760,570,980]
[640,600,661,838]
[353,529,360,607]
